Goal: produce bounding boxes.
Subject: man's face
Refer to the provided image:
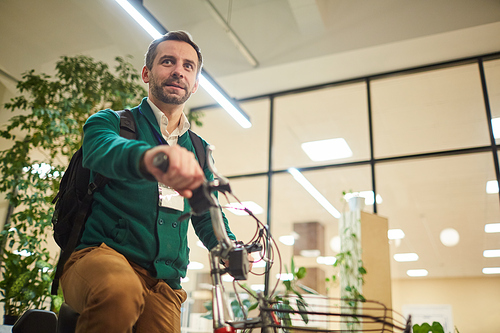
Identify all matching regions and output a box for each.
[143,40,200,105]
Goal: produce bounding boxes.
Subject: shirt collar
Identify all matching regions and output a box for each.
[146,98,190,138]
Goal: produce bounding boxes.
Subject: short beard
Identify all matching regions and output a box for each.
[150,75,192,105]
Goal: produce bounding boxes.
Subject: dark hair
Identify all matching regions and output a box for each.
[145,30,203,75]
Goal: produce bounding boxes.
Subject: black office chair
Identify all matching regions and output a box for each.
[11,303,79,333]
[12,309,57,333]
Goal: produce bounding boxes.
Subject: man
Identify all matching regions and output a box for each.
[60,31,236,333]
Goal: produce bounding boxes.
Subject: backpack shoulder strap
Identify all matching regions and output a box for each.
[89,109,137,190]
[188,129,206,170]
[116,109,136,140]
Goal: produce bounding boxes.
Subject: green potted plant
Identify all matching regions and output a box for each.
[0,55,146,322]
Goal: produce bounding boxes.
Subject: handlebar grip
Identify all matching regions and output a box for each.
[153,152,213,216]
[152,153,169,173]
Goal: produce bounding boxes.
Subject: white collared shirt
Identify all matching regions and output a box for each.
[147,98,190,146]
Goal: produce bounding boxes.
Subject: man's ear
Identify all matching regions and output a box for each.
[142,66,150,84]
[192,77,199,94]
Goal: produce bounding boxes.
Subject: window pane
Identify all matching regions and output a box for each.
[485,58,500,118]
[191,99,270,176]
[371,64,489,158]
[376,153,500,279]
[269,166,372,293]
[274,82,370,171]
[484,58,500,146]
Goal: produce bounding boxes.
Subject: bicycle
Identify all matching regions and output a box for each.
[156,146,412,333]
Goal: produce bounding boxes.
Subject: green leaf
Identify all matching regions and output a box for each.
[431,322,445,333]
[296,266,306,280]
[297,283,319,295]
[413,323,431,333]
[296,298,309,324]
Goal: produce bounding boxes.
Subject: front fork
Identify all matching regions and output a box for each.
[210,248,236,333]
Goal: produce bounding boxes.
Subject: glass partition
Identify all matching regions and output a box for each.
[269,165,372,294]
[273,82,370,171]
[191,98,270,176]
[484,58,500,147]
[371,64,490,158]
[375,152,500,279]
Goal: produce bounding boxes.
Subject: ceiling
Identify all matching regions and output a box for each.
[1,0,500,105]
[1,0,500,291]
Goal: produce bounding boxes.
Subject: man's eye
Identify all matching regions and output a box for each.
[163,59,172,64]
[185,64,193,70]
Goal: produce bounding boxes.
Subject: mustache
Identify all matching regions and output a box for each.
[162,78,186,90]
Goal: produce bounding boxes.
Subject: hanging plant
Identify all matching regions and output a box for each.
[326,192,368,331]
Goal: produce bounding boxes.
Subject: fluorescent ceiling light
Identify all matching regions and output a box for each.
[222,275,235,282]
[388,229,405,240]
[250,284,266,291]
[344,191,383,205]
[251,260,267,268]
[278,235,295,246]
[483,249,500,258]
[115,0,162,39]
[485,223,500,233]
[486,180,498,194]
[301,138,352,161]
[492,118,500,138]
[483,267,500,274]
[279,233,298,246]
[225,201,263,216]
[439,228,460,247]
[276,273,294,281]
[187,261,204,270]
[394,253,419,262]
[406,269,428,277]
[316,256,336,265]
[115,0,251,129]
[300,249,321,257]
[288,168,341,218]
[199,75,251,128]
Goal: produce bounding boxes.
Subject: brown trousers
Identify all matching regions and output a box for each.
[60,243,187,333]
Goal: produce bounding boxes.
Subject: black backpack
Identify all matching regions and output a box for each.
[51,109,206,294]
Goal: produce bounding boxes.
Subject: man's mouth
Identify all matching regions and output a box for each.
[164,81,185,90]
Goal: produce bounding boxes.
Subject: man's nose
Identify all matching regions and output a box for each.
[171,65,184,78]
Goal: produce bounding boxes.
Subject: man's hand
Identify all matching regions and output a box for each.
[142,145,204,198]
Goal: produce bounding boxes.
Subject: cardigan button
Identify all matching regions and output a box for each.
[159,219,164,225]
[165,260,172,265]
[172,222,178,228]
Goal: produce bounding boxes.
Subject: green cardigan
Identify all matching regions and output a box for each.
[79,98,235,289]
